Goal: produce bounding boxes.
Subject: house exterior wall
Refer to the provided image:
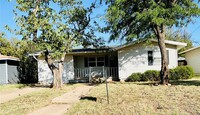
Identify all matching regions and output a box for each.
[37,55,75,84]
[118,42,178,80]
[185,48,200,75]
[38,56,53,84]
[7,64,19,83]
[0,61,7,84]
[62,55,74,83]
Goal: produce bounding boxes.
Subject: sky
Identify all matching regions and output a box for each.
[0,0,200,46]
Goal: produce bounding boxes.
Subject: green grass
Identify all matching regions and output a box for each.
[0,84,28,92]
[0,84,84,115]
[67,83,200,115]
[192,76,200,79]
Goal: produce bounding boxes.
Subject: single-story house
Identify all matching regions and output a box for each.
[0,55,20,84]
[179,46,200,75]
[32,39,186,84]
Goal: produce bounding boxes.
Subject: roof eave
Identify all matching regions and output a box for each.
[115,39,187,51]
[0,58,20,61]
[179,46,200,54]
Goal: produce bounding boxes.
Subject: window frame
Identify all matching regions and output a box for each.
[87,56,105,67]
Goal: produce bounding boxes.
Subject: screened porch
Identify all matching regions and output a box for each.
[72,53,119,82]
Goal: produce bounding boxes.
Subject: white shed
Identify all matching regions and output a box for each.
[180,46,200,75]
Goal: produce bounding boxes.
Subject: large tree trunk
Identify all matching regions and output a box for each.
[52,63,64,89]
[44,50,65,89]
[153,25,169,85]
[157,35,169,85]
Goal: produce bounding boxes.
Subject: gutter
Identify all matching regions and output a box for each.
[29,54,41,61]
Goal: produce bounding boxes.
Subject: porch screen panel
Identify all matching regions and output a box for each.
[105,55,108,66]
[84,57,88,67]
[97,57,104,66]
[88,57,96,67]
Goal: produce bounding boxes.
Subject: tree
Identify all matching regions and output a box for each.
[105,0,200,85]
[0,33,39,83]
[0,34,15,56]
[165,29,193,53]
[10,0,103,88]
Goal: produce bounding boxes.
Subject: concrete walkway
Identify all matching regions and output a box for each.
[29,85,94,115]
[0,87,45,104]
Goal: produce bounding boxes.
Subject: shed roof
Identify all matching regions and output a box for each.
[179,46,200,54]
[0,55,20,61]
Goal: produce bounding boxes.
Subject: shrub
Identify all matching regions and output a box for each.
[169,66,194,80]
[125,66,194,82]
[143,70,160,81]
[126,73,142,82]
[169,69,180,80]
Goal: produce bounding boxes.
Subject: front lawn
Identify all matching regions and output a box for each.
[0,84,83,115]
[0,84,28,92]
[67,82,200,115]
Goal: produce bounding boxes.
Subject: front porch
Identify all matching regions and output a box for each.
[72,67,118,83]
[68,49,119,83]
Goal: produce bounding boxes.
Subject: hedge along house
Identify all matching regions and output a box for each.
[0,54,20,84]
[179,46,200,75]
[32,39,186,84]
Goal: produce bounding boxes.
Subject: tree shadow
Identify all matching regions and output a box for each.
[170,80,200,86]
[134,80,200,86]
[80,96,97,102]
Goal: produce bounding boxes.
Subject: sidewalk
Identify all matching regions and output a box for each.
[29,85,94,115]
[0,87,45,104]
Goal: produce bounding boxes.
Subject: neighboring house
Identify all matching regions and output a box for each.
[179,46,200,75]
[32,40,186,84]
[0,55,20,84]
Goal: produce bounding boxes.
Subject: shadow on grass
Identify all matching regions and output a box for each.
[80,96,97,102]
[170,80,200,86]
[133,80,200,86]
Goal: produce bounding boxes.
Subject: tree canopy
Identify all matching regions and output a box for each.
[105,0,200,41]
[105,0,200,84]
[8,0,104,88]
[8,0,104,59]
[166,29,193,52]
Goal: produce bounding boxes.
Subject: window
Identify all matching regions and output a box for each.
[148,51,153,66]
[86,57,105,67]
[88,57,96,67]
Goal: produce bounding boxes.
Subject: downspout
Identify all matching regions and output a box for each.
[5,60,8,84]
